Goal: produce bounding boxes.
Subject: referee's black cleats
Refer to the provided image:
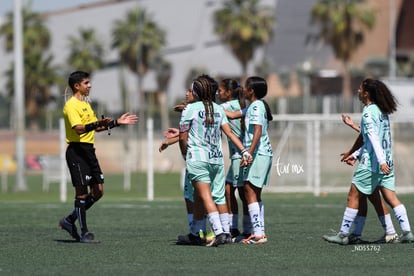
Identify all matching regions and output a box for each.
[80,232,99,243]
[59,218,81,241]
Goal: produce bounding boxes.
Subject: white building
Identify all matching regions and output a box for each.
[0,0,329,114]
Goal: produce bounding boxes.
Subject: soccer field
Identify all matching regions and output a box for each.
[1,174,414,275]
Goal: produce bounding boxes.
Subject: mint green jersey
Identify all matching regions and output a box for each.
[243,100,273,156]
[220,99,242,159]
[179,101,229,164]
[358,104,393,173]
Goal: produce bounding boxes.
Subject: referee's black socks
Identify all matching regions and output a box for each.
[66,194,99,224]
[75,198,88,234]
[85,193,99,210]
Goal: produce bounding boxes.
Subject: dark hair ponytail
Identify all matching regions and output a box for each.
[263,100,273,122]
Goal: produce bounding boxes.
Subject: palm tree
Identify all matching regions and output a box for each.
[213,0,275,79]
[67,28,105,74]
[151,55,172,132]
[111,7,166,179]
[311,0,375,111]
[0,3,59,129]
[0,4,50,54]
[112,8,165,76]
[185,67,209,90]
[111,7,166,121]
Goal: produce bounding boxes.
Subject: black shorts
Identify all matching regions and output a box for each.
[66,142,104,187]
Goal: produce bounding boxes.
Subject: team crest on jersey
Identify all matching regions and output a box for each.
[180,123,190,132]
[198,110,205,119]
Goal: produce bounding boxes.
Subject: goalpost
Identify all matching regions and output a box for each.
[52,113,414,200]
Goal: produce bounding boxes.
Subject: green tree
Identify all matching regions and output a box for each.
[311,0,375,111]
[213,0,275,79]
[0,4,59,129]
[67,28,105,74]
[112,8,165,76]
[111,7,166,178]
[151,55,172,131]
[111,8,166,120]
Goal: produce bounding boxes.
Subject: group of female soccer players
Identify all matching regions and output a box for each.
[160,75,273,246]
[160,75,413,247]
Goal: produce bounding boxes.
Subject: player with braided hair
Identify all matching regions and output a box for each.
[161,75,218,244]
[178,75,252,246]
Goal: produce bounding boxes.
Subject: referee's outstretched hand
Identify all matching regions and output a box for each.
[117,112,138,125]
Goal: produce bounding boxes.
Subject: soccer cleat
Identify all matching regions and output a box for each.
[242,234,267,245]
[348,234,368,245]
[206,233,228,247]
[225,233,233,244]
[199,230,215,243]
[205,232,215,243]
[80,232,99,243]
[232,232,251,243]
[374,233,399,244]
[322,232,349,245]
[399,231,414,243]
[59,217,80,241]
[176,233,204,246]
[230,228,241,239]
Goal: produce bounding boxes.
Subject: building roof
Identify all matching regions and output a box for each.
[266,0,332,72]
[0,0,406,113]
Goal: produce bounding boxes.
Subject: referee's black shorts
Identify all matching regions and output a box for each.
[66,142,104,187]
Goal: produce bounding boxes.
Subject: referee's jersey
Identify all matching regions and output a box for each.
[63,96,97,144]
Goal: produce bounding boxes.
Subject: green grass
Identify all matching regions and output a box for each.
[1,174,414,275]
[0,172,183,201]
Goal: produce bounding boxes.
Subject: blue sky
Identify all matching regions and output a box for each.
[0,0,105,16]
